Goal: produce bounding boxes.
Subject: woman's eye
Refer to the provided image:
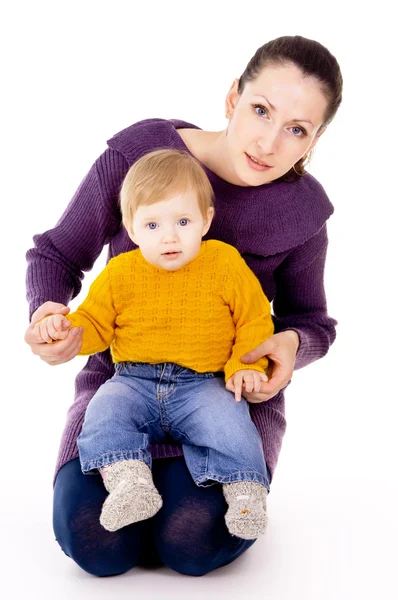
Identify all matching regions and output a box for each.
[254,104,268,117]
[178,219,189,226]
[147,222,157,230]
[291,126,306,137]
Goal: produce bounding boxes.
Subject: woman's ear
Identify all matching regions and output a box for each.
[225,78,240,119]
[305,127,326,158]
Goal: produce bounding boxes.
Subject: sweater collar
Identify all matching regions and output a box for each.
[135,241,207,275]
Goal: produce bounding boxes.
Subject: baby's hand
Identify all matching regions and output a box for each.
[33,314,72,344]
[226,370,268,403]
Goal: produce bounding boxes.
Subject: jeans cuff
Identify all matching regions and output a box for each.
[80,450,152,474]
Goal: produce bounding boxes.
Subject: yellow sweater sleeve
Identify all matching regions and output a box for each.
[223,255,274,381]
[67,264,117,355]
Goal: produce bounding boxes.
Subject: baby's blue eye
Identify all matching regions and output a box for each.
[147,222,157,230]
[179,219,189,226]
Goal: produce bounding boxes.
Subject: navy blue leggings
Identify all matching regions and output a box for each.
[53,456,256,577]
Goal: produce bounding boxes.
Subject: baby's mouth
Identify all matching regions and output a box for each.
[162,251,181,259]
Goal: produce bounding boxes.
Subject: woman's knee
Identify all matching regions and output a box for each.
[153,498,249,576]
[53,459,140,576]
[155,533,253,577]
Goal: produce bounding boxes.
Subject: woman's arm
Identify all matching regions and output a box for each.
[25,148,129,364]
[272,223,337,370]
[240,223,336,402]
[25,148,128,320]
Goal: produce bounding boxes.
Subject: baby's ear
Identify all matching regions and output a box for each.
[127,227,137,244]
[202,207,215,235]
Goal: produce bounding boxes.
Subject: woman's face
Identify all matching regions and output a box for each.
[224,63,329,186]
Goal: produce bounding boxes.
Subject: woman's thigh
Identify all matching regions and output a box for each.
[151,456,256,577]
[53,458,160,576]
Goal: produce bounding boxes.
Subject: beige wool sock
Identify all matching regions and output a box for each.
[99,459,162,532]
[222,481,268,540]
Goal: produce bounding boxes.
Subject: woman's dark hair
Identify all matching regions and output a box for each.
[238,35,343,181]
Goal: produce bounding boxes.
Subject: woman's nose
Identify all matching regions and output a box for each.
[256,128,279,155]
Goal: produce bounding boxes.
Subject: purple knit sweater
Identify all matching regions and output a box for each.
[26,118,337,482]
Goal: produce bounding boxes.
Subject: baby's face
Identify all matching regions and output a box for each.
[130,191,213,271]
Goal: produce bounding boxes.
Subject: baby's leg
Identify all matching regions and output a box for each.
[222,481,268,540]
[170,375,270,540]
[77,368,166,532]
[100,459,162,532]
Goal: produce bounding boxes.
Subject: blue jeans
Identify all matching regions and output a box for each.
[77,362,270,490]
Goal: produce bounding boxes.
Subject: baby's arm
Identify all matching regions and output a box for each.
[34,264,117,355]
[65,265,117,355]
[223,253,274,382]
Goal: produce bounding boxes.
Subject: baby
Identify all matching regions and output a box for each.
[35,149,274,540]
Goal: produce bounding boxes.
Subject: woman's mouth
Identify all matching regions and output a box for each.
[246,153,273,172]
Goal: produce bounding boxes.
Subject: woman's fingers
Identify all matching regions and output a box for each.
[30,327,83,365]
[240,338,275,364]
[260,362,291,394]
[42,332,83,365]
[41,330,83,365]
[242,391,270,403]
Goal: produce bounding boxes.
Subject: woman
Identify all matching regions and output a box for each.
[25,35,343,577]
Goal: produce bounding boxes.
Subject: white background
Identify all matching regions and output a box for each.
[2,1,397,598]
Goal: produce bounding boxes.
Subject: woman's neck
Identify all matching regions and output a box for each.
[177,128,240,185]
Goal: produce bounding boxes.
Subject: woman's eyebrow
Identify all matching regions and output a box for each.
[256,95,314,127]
[256,94,276,111]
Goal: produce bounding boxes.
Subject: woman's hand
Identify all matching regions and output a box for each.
[239,331,299,403]
[24,301,83,365]
[226,369,268,403]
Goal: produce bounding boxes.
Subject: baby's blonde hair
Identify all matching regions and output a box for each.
[120,149,215,232]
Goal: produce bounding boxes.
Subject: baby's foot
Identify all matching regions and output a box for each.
[99,460,162,532]
[223,481,268,540]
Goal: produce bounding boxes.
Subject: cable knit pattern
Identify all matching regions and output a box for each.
[67,240,273,380]
[25,118,337,484]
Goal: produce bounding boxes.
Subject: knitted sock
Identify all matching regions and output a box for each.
[222,481,268,540]
[99,459,162,532]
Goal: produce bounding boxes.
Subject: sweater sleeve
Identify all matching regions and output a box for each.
[67,265,117,355]
[25,148,129,320]
[223,256,275,381]
[272,224,337,370]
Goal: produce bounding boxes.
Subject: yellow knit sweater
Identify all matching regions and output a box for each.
[67,240,274,381]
